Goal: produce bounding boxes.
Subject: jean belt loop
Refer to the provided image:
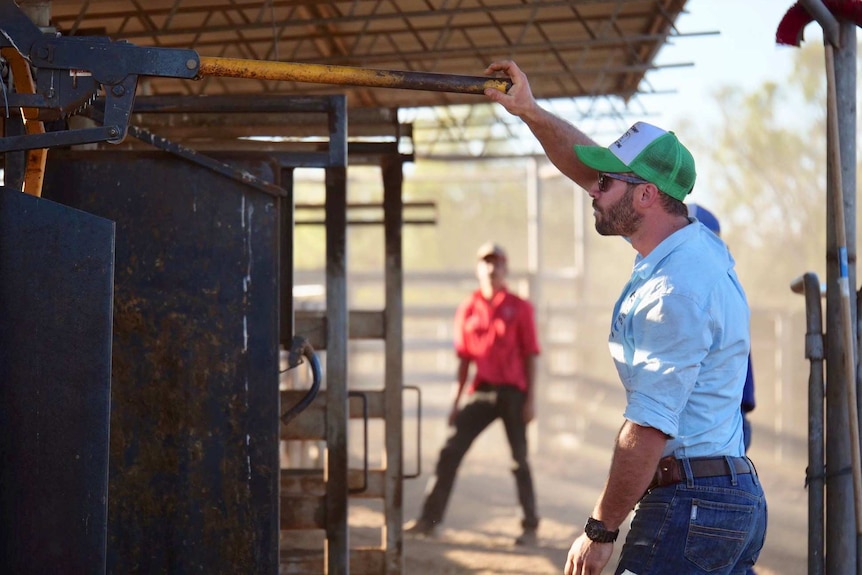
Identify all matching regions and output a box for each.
[745,456,760,487]
[681,457,695,488]
[725,455,739,485]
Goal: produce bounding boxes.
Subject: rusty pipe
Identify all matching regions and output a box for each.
[197,56,511,95]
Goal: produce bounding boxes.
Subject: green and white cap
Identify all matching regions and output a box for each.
[574,122,696,201]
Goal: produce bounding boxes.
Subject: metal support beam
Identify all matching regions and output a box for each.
[382,153,405,575]
[324,162,349,575]
[824,18,857,575]
[324,100,350,573]
[281,169,295,347]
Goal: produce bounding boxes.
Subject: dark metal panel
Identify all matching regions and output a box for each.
[0,187,114,574]
[41,151,281,575]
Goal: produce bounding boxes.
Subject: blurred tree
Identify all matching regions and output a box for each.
[680,41,853,307]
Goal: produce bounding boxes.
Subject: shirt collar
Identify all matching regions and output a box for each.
[631,219,697,279]
[476,287,509,304]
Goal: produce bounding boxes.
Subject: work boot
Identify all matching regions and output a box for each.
[404,518,436,538]
[514,527,538,547]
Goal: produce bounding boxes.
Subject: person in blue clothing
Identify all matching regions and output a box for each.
[689,204,757,453]
[485,59,767,575]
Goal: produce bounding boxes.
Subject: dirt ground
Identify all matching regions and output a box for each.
[374,383,808,575]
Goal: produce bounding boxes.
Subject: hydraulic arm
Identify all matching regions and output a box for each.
[0,0,510,153]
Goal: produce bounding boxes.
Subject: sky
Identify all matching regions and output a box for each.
[603,0,830,214]
[648,0,821,128]
[480,0,825,158]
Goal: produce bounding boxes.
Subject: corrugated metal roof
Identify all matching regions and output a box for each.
[46,0,691,104]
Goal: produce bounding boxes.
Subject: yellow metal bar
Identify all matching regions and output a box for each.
[197,57,511,95]
[1,47,46,197]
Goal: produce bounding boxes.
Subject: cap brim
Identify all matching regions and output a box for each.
[574,145,630,172]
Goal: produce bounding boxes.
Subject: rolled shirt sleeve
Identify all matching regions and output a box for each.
[619,292,710,437]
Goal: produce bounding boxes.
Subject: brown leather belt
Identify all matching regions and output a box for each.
[649,456,753,490]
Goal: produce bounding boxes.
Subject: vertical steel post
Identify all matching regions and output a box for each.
[382,153,405,574]
[836,22,861,572]
[526,156,541,306]
[325,162,349,574]
[325,95,350,575]
[526,156,544,452]
[825,18,857,575]
[801,273,825,575]
[281,170,295,345]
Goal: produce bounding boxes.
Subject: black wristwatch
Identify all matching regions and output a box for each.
[584,517,619,543]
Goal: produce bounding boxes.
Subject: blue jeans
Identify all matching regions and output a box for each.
[615,459,767,575]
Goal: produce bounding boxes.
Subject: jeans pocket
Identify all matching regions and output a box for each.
[683,498,753,572]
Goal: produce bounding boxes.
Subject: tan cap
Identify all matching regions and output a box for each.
[476,241,507,261]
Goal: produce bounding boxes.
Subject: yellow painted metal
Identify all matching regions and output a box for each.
[1,47,47,197]
[198,57,511,95]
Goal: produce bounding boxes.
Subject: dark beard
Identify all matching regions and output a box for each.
[594,185,642,237]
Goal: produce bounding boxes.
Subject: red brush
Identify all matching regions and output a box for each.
[776,0,862,46]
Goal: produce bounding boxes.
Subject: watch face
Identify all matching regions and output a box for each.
[585,518,617,543]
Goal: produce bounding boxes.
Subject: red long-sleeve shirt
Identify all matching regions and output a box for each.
[454,288,540,393]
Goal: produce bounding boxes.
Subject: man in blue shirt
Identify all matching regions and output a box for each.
[484,60,767,575]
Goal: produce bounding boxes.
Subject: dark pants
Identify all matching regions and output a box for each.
[418,384,539,530]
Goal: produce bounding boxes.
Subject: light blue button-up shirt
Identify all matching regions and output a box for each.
[609,218,750,458]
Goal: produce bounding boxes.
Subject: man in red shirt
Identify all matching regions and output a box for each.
[405,241,541,545]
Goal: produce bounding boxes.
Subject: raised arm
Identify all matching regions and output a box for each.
[483,60,599,191]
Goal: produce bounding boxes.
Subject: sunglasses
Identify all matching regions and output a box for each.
[597,172,649,192]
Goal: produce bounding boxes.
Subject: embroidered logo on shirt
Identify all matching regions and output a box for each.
[612,289,640,337]
[612,312,626,337]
